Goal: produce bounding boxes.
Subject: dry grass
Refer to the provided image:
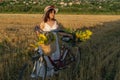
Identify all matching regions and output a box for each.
[0,14,120,26]
[0,14,120,80]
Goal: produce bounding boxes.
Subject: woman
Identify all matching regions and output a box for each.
[36,6,59,35]
[39,5,61,60]
[35,5,61,77]
[35,5,72,77]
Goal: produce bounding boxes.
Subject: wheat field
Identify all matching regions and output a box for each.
[0,14,120,80]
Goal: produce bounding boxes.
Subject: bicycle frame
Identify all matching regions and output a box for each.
[35,43,75,72]
[33,29,78,71]
[48,47,74,70]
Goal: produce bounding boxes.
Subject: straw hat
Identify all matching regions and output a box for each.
[44,5,58,14]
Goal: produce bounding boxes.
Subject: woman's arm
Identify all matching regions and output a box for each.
[34,25,40,37]
[34,22,45,38]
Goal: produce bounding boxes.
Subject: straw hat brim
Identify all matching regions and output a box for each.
[44,6,58,14]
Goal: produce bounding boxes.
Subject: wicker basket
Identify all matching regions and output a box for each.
[39,41,56,56]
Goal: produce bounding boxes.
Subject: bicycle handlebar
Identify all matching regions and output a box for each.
[34,25,71,34]
[34,25,81,46]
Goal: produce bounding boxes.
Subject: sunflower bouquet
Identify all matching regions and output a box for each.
[30,32,56,55]
[37,34,48,44]
[37,32,55,45]
[75,29,93,41]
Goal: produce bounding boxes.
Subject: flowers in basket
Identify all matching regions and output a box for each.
[37,34,48,44]
[75,29,93,41]
[30,32,56,55]
[37,32,56,44]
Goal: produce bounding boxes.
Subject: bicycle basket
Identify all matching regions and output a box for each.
[39,41,56,56]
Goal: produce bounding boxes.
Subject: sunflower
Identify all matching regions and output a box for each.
[38,34,48,44]
[75,29,92,41]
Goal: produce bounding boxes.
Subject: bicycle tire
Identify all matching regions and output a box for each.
[74,47,80,70]
[18,56,47,80]
[60,46,81,80]
[69,47,81,80]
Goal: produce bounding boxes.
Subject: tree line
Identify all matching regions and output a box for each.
[0,0,120,14]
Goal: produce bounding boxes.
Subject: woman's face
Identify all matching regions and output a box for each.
[49,10,55,19]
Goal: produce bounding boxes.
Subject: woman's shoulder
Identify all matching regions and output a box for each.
[40,21,45,29]
[40,21,45,25]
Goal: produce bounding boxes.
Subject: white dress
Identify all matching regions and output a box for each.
[43,21,60,60]
[40,21,60,76]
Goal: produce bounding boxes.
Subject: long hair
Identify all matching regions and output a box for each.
[43,9,56,22]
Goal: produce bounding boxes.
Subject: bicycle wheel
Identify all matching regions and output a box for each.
[69,47,81,80]
[18,56,47,80]
[61,46,80,80]
[59,46,81,80]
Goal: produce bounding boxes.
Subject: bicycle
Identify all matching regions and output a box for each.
[18,29,81,80]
